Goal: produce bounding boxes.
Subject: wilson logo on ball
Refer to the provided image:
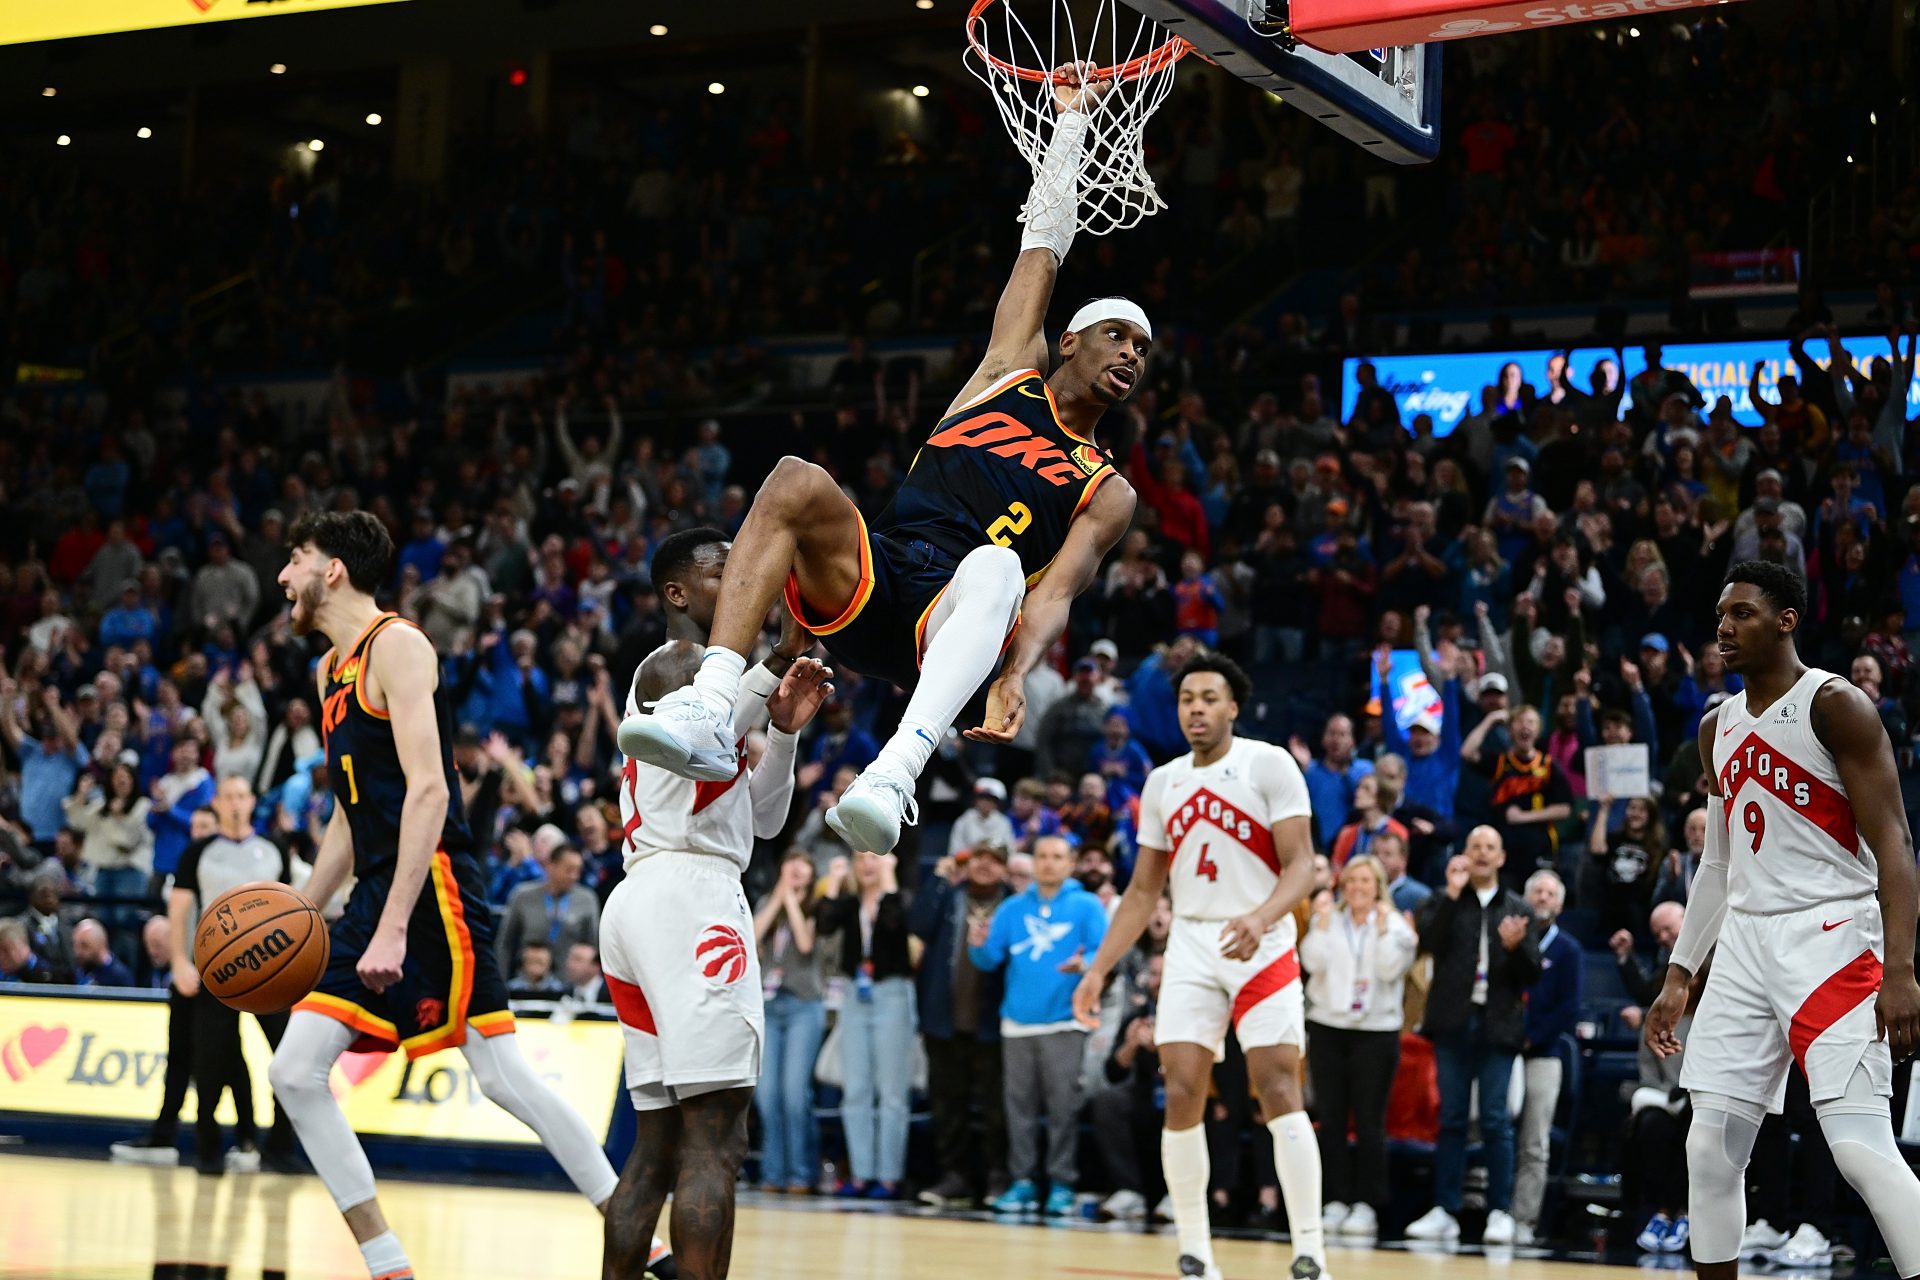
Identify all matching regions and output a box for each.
[695,925,749,986]
[209,928,296,985]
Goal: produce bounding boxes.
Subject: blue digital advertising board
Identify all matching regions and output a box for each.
[1343,335,1918,437]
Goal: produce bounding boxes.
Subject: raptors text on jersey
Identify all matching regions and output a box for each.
[1136,737,1314,921]
[1711,667,1878,914]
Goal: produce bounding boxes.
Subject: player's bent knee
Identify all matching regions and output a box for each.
[954,544,1025,613]
[765,456,834,510]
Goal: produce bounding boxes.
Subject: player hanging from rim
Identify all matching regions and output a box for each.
[601,527,832,1280]
[1645,560,1920,1280]
[1073,655,1330,1280]
[618,62,1140,857]
[263,512,673,1280]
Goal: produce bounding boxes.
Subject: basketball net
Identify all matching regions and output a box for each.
[965,0,1190,237]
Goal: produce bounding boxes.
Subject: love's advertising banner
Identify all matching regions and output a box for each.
[0,995,623,1142]
[0,0,409,47]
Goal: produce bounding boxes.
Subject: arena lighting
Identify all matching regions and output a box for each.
[707,81,725,94]
[366,113,383,125]
[56,135,70,146]
[309,139,325,151]
[649,23,668,35]
[509,66,528,86]
[1629,25,1640,36]
[912,84,930,97]
[41,86,55,97]
[136,126,151,139]
[270,62,287,74]
[915,0,935,8]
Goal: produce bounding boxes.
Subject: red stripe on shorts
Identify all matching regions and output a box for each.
[1231,948,1301,1028]
[1788,948,1882,1071]
[604,972,658,1035]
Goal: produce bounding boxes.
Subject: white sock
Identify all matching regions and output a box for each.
[690,647,745,718]
[872,545,1024,780]
[1162,1124,1214,1266]
[1270,1110,1325,1261]
[358,1230,410,1279]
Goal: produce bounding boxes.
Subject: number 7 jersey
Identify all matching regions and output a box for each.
[1136,737,1313,921]
[1712,666,1878,915]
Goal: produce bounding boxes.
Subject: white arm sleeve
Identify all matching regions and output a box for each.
[749,728,798,840]
[1669,793,1730,974]
[1020,110,1088,263]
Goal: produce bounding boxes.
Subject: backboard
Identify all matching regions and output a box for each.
[1121,0,1442,164]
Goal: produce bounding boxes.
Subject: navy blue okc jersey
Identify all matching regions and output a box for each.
[879,368,1116,585]
[320,613,472,876]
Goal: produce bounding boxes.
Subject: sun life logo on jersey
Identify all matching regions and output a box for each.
[695,924,749,986]
[1778,703,1796,720]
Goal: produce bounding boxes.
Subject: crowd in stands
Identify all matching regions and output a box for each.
[2,2,1918,1257]
[4,288,1917,1255]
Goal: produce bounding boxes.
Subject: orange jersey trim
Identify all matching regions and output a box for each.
[351,613,408,721]
[400,847,476,1059]
[469,1010,516,1037]
[294,992,400,1050]
[781,499,875,636]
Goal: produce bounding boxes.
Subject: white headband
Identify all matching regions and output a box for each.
[1067,297,1153,342]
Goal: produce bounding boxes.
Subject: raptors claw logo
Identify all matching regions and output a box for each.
[695,925,749,986]
[414,997,445,1029]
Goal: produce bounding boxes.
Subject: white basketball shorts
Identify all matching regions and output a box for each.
[1155,913,1303,1062]
[1680,896,1891,1112]
[600,854,764,1109]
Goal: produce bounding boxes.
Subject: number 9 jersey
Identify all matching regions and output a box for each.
[1136,737,1314,922]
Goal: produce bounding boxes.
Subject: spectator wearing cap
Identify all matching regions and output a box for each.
[1294,713,1375,851]
[99,578,159,650]
[1732,469,1807,544]
[1089,710,1153,800]
[184,533,259,637]
[951,778,1016,857]
[1379,648,1465,821]
[1036,660,1110,783]
[1086,638,1123,706]
[1486,458,1551,565]
[911,842,1012,1208]
[1731,498,1808,580]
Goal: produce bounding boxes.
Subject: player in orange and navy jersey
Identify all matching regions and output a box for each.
[263,512,662,1280]
[621,64,1139,860]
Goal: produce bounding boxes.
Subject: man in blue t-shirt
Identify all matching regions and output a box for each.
[0,681,89,847]
[1294,712,1374,850]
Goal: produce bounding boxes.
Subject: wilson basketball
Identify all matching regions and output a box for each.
[193,882,329,1015]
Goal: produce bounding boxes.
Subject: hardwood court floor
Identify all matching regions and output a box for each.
[0,1151,1673,1280]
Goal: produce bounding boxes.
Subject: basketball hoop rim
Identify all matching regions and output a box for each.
[965,0,1193,84]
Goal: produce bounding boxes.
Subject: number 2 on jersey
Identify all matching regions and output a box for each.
[1195,842,1219,882]
[1743,800,1764,854]
[987,501,1032,548]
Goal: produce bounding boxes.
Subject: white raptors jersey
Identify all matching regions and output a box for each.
[617,692,755,873]
[1712,667,1878,915]
[1136,737,1313,921]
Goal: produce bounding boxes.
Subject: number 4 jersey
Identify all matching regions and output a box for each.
[1711,666,1878,914]
[1137,736,1314,921]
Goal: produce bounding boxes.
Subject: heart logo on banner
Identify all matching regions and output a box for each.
[2,1024,70,1081]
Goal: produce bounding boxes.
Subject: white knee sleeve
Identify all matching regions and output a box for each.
[1820,1065,1920,1277]
[461,1033,619,1205]
[949,544,1026,624]
[1686,1092,1765,1265]
[269,1012,377,1213]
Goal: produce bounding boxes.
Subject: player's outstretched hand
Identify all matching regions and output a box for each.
[1050,61,1109,115]
[358,928,407,995]
[1876,969,1920,1062]
[1218,914,1263,962]
[767,657,834,734]
[1072,968,1106,1029]
[964,671,1026,745]
[1644,972,1689,1059]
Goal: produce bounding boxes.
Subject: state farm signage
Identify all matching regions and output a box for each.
[1288,0,1748,54]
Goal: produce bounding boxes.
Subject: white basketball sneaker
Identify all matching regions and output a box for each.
[1769,1223,1834,1269]
[618,687,739,783]
[825,764,919,854]
[1740,1219,1790,1260]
